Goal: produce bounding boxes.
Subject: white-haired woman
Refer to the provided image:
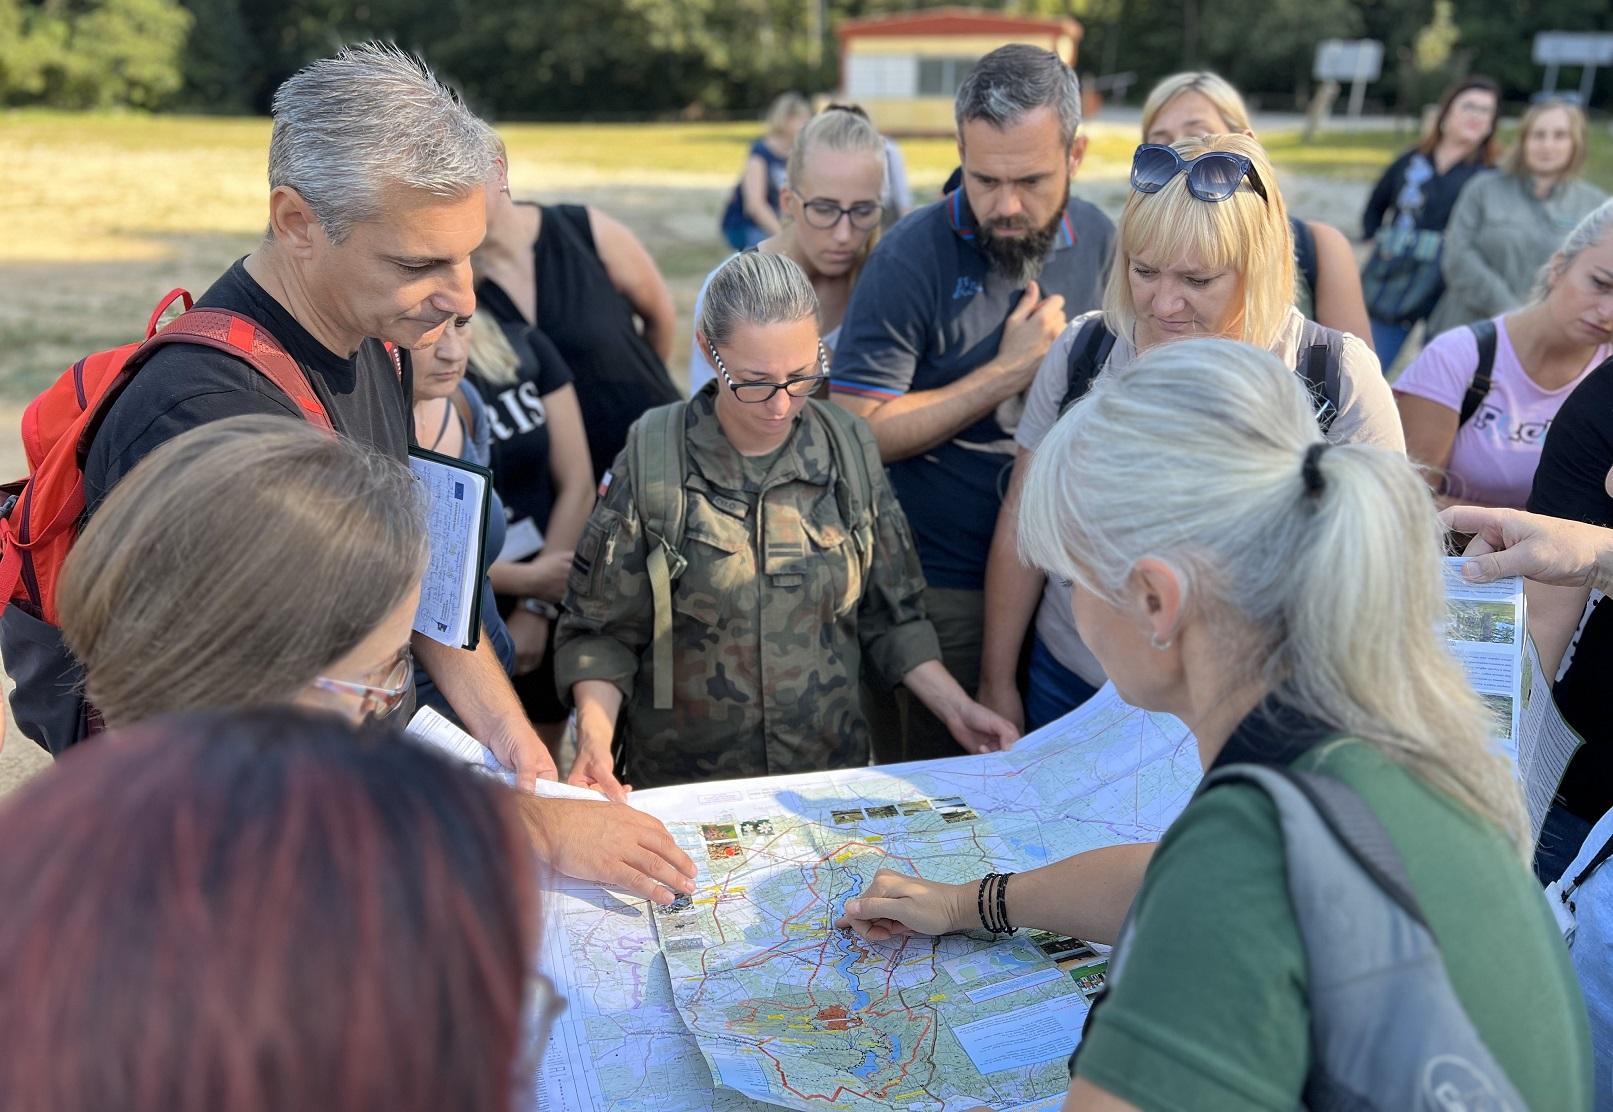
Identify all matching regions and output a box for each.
[1397,200,1613,510]
[690,104,887,395]
[979,133,1401,731]
[1428,98,1607,337]
[840,338,1590,1110]
[557,252,1016,797]
[1140,71,1371,341]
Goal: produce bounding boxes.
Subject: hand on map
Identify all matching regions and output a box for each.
[519,795,697,905]
[946,698,1020,754]
[1442,505,1613,592]
[486,717,560,785]
[835,868,969,941]
[567,742,631,802]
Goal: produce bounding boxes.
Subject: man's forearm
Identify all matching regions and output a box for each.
[574,679,625,754]
[413,630,528,737]
[849,356,1025,462]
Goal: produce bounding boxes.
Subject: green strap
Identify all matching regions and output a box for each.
[631,402,689,711]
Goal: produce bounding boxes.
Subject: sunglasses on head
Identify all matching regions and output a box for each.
[1130,144,1269,205]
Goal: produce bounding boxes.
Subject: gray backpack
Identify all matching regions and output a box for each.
[1076,763,1527,1111]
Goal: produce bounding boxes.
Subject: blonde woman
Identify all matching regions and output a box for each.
[840,339,1591,1110]
[1428,99,1607,336]
[1140,71,1371,341]
[978,134,1400,731]
[690,105,887,395]
[56,415,699,907]
[721,92,813,249]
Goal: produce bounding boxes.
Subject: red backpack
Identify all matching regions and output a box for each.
[0,289,333,750]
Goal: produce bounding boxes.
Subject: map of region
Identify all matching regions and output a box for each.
[659,804,1090,1110]
[530,684,1200,1111]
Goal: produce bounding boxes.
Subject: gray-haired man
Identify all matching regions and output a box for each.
[832,44,1114,761]
[55,43,694,902]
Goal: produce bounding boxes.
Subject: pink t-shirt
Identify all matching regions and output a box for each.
[1394,318,1609,508]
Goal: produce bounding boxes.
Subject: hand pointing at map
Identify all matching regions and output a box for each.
[836,868,971,941]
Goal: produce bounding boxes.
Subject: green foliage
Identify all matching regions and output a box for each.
[0,0,193,108]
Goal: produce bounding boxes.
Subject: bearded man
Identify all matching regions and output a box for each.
[832,44,1114,762]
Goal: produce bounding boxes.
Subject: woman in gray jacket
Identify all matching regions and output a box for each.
[1430,99,1606,336]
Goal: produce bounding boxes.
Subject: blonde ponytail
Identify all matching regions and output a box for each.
[1018,338,1531,857]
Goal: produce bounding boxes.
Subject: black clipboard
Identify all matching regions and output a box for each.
[407,446,493,651]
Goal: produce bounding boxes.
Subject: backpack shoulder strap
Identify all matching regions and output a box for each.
[1059,317,1116,415]
[132,309,335,432]
[812,400,879,518]
[1459,319,1499,428]
[1202,763,1527,1111]
[1291,217,1320,299]
[1295,319,1344,437]
[628,402,690,711]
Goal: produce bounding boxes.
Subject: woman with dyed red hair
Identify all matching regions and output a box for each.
[0,708,558,1112]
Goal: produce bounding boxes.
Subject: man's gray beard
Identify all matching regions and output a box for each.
[979,202,1067,287]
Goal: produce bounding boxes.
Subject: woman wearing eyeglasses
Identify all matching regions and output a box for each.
[558,252,1017,796]
[978,134,1401,734]
[55,415,703,908]
[688,105,887,396]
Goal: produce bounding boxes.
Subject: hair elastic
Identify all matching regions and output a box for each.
[1302,442,1331,498]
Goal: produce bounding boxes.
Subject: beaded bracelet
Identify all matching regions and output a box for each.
[976,872,1016,935]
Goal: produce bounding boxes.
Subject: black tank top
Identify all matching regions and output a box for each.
[477,203,679,481]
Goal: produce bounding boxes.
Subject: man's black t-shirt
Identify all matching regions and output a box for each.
[83,259,411,515]
[468,323,574,537]
[1526,356,1613,820]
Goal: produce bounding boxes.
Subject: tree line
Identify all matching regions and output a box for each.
[1,0,1608,117]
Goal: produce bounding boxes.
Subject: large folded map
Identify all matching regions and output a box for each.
[531,685,1199,1111]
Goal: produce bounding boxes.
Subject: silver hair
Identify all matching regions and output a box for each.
[698,252,819,347]
[1017,338,1531,859]
[954,44,1082,148]
[1533,198,1613,302]
[268,41,496,243]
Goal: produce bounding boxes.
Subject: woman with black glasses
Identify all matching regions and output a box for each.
[978,134,1402,734]
[557,252,1017,795]
[688,105,887,395]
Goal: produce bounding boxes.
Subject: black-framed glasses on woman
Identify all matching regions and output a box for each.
[309,651,412,721]
[800,199,883,231]
[708,339,830,403]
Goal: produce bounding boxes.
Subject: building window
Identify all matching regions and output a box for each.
[916,57,976,97]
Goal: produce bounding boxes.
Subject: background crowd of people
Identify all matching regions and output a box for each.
[2,36,1612,1111]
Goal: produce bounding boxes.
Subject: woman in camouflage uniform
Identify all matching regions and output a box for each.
[556,253,1018,794]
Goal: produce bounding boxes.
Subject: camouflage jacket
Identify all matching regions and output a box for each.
[555,390,940,789]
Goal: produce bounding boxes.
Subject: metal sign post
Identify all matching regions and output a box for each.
[1533,32,1613,104]
[1314,39,1384,119]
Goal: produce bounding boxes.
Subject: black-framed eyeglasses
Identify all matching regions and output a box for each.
[708,339,830,403]
[801,199,883,231]
[1130,144,1269,205]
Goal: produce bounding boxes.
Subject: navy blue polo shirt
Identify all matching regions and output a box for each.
[831,189,1113,589]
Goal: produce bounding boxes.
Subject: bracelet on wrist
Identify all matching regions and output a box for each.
[976,872,1016,936]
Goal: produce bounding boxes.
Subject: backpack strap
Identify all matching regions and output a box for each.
[811,400,882,572]
[1292,217,1320,302]
[1459,319,1498,428]
[131,310,335,432]
[1059,317,1117,415]
[1295,319,1345,437]
[629,402,690,711]
[1202,763,1527,1111]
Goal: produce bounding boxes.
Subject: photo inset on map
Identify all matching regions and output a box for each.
[707,841,743,860]
[738,818,774,837]
[831,809,864,825]
[941,809,979,823]
[864,804,899,819]
[1447,599,1518,645]
[898,800,932,815]
[655,891,693,915]
[701,823,737,842]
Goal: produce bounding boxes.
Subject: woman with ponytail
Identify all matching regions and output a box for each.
[839,338,1589,1110]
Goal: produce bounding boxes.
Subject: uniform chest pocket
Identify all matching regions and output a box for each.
[673,494,754,628]
[799,497,867,619]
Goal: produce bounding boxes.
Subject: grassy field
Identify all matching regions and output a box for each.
[2,111,1609,405]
